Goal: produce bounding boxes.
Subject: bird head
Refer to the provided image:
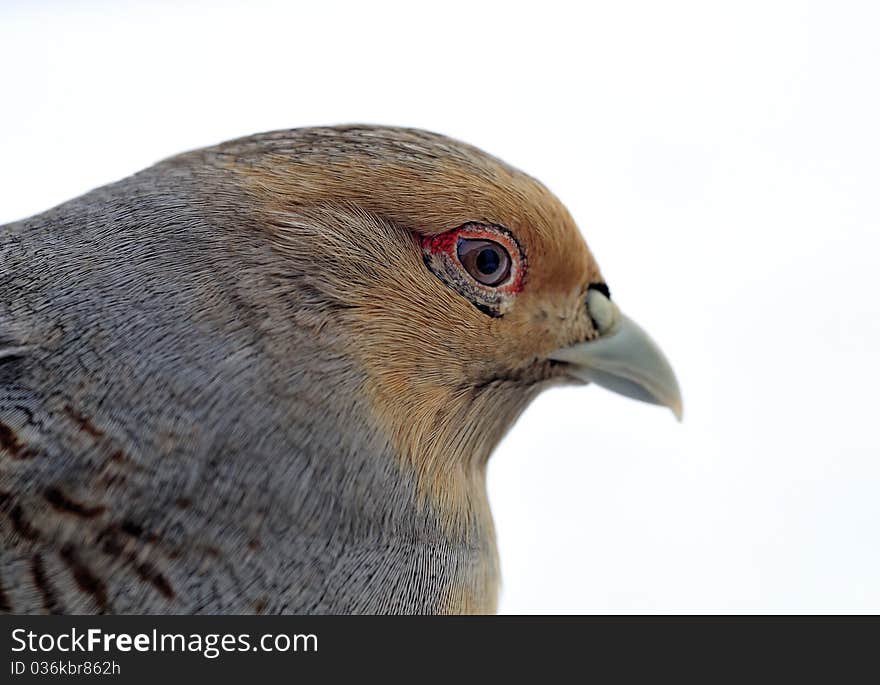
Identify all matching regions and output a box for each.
[193,126,681,532]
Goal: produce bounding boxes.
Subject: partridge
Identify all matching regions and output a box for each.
[0,126,680,614]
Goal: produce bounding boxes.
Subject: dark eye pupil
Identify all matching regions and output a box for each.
[476,248,500,275]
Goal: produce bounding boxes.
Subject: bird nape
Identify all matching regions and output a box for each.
[0,125,680,614]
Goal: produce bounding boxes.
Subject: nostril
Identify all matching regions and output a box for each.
[588,282,611,299]
[586,285,616,335]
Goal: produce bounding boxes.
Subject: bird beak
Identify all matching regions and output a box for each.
[549,289,683,420]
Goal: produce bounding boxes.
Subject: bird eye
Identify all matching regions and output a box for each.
[457,239,511,286]
[420,223,524,317]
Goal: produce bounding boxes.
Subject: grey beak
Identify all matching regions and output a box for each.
[549,290,683,420]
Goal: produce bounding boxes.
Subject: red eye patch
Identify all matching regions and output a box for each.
[420,223,526,295]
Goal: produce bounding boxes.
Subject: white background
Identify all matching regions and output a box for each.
[2,1,878,613]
